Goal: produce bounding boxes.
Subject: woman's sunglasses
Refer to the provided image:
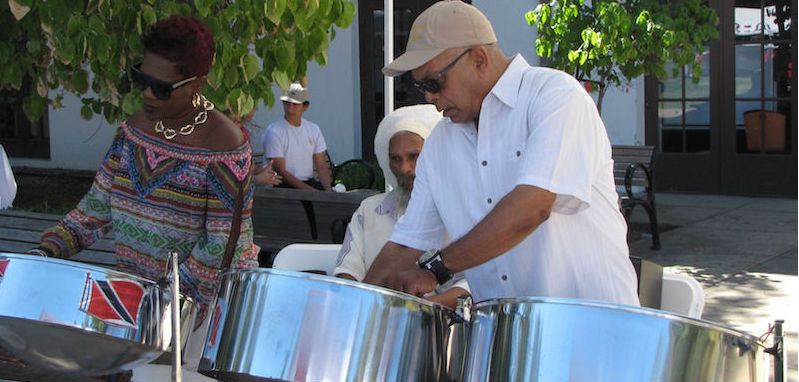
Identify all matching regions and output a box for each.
[130,64,197,100]
[413,48,472,95]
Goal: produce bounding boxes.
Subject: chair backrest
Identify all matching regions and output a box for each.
[272,243,342,276]
[660,272,705,318]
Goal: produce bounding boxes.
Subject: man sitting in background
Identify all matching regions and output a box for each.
[259,82,332,191]
[334,105,469,308]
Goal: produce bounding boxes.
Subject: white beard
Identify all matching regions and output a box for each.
[395,188,412,216]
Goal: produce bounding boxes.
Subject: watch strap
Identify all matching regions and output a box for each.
[419,250,452,285]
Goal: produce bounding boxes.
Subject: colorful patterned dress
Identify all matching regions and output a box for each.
[37,123,260,312]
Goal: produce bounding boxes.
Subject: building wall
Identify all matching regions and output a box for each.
[10,0,644,171]
[11,90,117,171]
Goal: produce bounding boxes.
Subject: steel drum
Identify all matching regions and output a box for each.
[0,252,197,376]
[462,297,769,382]
[198,268,456,382]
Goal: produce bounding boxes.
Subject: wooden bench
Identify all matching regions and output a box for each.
[612,145,660,250]
[250,152,379,258]
[251,186,379,257]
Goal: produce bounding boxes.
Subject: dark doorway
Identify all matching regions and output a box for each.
[357,0,446,160]
[645,0,796,196]
[0,81,50,159]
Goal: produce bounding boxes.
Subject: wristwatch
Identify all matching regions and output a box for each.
[416,249,452,285]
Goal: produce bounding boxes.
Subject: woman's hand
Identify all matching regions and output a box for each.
[254,159,283,186]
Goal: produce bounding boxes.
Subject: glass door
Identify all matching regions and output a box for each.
[722,0,795,195]
[646,0,796,196]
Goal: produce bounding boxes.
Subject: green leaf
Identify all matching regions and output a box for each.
[90,36,111,64]
[310,27,328,54]
[22,95,46,122]
[266,0,287,25]
[241,53,260,83]
[194,0,215,18]
[265,87,275,109]
[80,105,93,120]
[71,69,90,94]
[273,70,290,90]
[275,40,295,70]
[121,92,140,115]
[226,89,255,117]
[223,64,240,85]
[67,15,84,37]
[337,1,355,28]
[317,0,332,19]
[142,8,157,26]
[567,50,579,62]
[6,64,24,90]
[315,51,328,66]
[0,42,11,64]
[56,37,76,65]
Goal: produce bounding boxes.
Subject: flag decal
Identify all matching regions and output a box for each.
[80,274,146,328]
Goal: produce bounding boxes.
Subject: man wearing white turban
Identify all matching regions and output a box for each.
[333,105,469,308]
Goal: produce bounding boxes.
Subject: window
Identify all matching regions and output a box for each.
[0,81,49,159]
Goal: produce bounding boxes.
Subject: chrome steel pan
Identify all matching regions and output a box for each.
[462,297,769,382]
[0,252,196,376]
[198,268,454,382]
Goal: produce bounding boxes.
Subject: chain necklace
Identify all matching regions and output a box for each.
[154,96,215,140]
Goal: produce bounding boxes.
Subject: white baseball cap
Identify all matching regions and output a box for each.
[382,1,497,77]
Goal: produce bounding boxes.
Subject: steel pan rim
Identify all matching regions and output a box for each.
[0,252,157,287]
[220,267,452,310]
[472,296,761,342]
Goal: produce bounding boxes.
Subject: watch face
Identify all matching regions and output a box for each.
[418,249,438,265]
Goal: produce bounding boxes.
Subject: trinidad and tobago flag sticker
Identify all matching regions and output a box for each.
[0,259,9,284]
[79,273,146,328]
[0,259,9,276]
[203,299,227,356]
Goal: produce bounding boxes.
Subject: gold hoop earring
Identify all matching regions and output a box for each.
[192,93,202,108]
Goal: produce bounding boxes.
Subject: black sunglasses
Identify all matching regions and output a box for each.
[130,64,197,100]
[413,48,472,95]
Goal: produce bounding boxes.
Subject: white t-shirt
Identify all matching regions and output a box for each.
[334,189,469,294]
[261,118,327,181]
[390,54,640,306]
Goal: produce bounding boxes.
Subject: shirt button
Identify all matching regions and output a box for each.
[481,160,487,166]
[501,275,508,280]
[487,198,492,204]
[516,151,521,157]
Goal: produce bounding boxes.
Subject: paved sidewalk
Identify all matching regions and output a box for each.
[627,193,797,381]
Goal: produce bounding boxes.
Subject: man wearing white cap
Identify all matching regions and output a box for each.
[333,105,469,308]
[260,82,332,191]
[364,1,640,306]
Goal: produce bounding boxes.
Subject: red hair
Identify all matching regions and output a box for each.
[143,16,215,77]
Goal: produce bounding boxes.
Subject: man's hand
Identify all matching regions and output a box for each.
[253,160,283,186]
[385,268,438,297]
[363,241,422,286]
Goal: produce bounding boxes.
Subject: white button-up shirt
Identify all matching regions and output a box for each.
[391,55,639,306]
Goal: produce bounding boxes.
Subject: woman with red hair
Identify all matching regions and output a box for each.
[32,16,259,322]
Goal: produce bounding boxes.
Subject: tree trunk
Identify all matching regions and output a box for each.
[596,83,607,116]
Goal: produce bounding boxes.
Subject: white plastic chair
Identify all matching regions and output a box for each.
[660,272,705,318]
[272,243,343,276]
